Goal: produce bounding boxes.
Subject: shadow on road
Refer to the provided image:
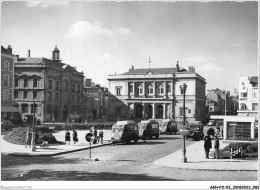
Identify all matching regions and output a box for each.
[1,169,179,181]
[112,141,166,146]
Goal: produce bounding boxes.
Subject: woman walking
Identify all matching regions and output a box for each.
[65,129,71,145]
[203,131,212,159]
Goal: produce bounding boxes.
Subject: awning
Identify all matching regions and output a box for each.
[1,105,20,112]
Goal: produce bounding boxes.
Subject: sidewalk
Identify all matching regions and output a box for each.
[154,139,258,171]
[1,130,112,157]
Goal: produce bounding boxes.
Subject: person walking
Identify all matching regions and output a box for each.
[203,131,212,159]
[65,129,71,145]
[72,129,78,144]
[99,130,104,144]
[214,134,220,159]
[25,128,32,148]
[93,127,98,144]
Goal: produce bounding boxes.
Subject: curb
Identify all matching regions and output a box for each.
[158,165,258,172]
[3,142,112,157]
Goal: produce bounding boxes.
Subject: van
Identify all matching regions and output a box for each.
[138,119,160,140]
[159,119,178,135]
[111,120,139,144]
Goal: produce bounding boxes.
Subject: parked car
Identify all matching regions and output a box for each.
[138,119,160,139]
[1,120,15,131]
[186,121,204,141]
[159,119,178,135]
[207,120,216,126]
[111,120,139,144]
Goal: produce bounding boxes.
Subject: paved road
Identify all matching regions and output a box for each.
[1,134,258,181]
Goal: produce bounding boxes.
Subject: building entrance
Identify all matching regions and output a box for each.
[136,104,143,118]
[146,105,153,119]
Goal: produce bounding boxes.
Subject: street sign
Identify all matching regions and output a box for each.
[85,133,94,143]
[179,128,189,136]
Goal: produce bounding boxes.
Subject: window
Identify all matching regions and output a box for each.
[72,84,75,92]
[227,122,251,139]
[33,91,37,99]
[24,79,28,88]
[241,93,247,97]
[22,104,28,113]
[24,91,28,99]
[65,81,68,91]
[137,84,143,95]
[167,84,171,93]
[159,83,164,94]
[72,95,75,102]
[3,75,9,86]
[47,92,52,101]
[77,95,80,102]
[15,79,18,87]
[252,103,258,111]
[49,80,52,89]
[116,86,122,96]
[33,79,38,87]
[31,104,38,114]
[77,85,80,93]
[129,84,133,94]
[240,104,247,110]
[14,91,18,98]
[180,107,187,116]
[56,81,59,90]
[188,109,191,114]
[4,61,9,70]
[147,84,153,95]
[2,90,8,101]
[55,93,59,101]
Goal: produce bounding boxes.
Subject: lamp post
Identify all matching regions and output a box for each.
[180,83,188,163]
[31,101,36,152]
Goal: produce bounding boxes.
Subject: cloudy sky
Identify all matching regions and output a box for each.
[1,1,258,94]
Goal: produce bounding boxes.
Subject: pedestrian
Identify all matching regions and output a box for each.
[99,130,104,144]
[65,129,71,145]
[25,128,32,148]
[36,119,41,125]
[203,131,212,159]
[72,129,78,144]
[214,134,220,159]
[221,129,224,137]
[93,127,98,144]
[35,131,39,146]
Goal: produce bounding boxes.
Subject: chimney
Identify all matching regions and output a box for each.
[28,50,30,57]
[7,45,12,54]
[15,55,19,61]
[188,66,195,73]
[176,61,179,72]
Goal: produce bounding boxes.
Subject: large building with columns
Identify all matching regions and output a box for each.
[14,46,84,123]
[107,63,206,123]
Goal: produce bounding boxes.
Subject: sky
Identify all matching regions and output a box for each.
[1,1,258,95]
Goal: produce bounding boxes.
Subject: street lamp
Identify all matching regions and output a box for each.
[179,83,188,163]
[31,101,36,152]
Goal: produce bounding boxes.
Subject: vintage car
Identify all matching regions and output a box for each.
[159,119,178,135]
[138,119,160,140]
[1,120,15,131]
[186,121,204,141]
[111,120,139,144]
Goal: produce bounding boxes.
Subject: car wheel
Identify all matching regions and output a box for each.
[155,134,159,139]
[134,138,138,143]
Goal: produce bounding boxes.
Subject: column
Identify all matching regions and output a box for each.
[128,82,130,98]
[153,82,156,97]
[143,81,146,97]
[164,81,167,96]
[152,103,155,119]
[251,122,255,139]
[223,120,227,140]
[133,82,135,97]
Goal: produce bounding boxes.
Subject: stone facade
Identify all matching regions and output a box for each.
[14,46,84,123]
[107,63,206,123]
[1,45,20,122]
[83,79,109,122]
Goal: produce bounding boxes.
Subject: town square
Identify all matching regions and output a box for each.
[1,1,259,190]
